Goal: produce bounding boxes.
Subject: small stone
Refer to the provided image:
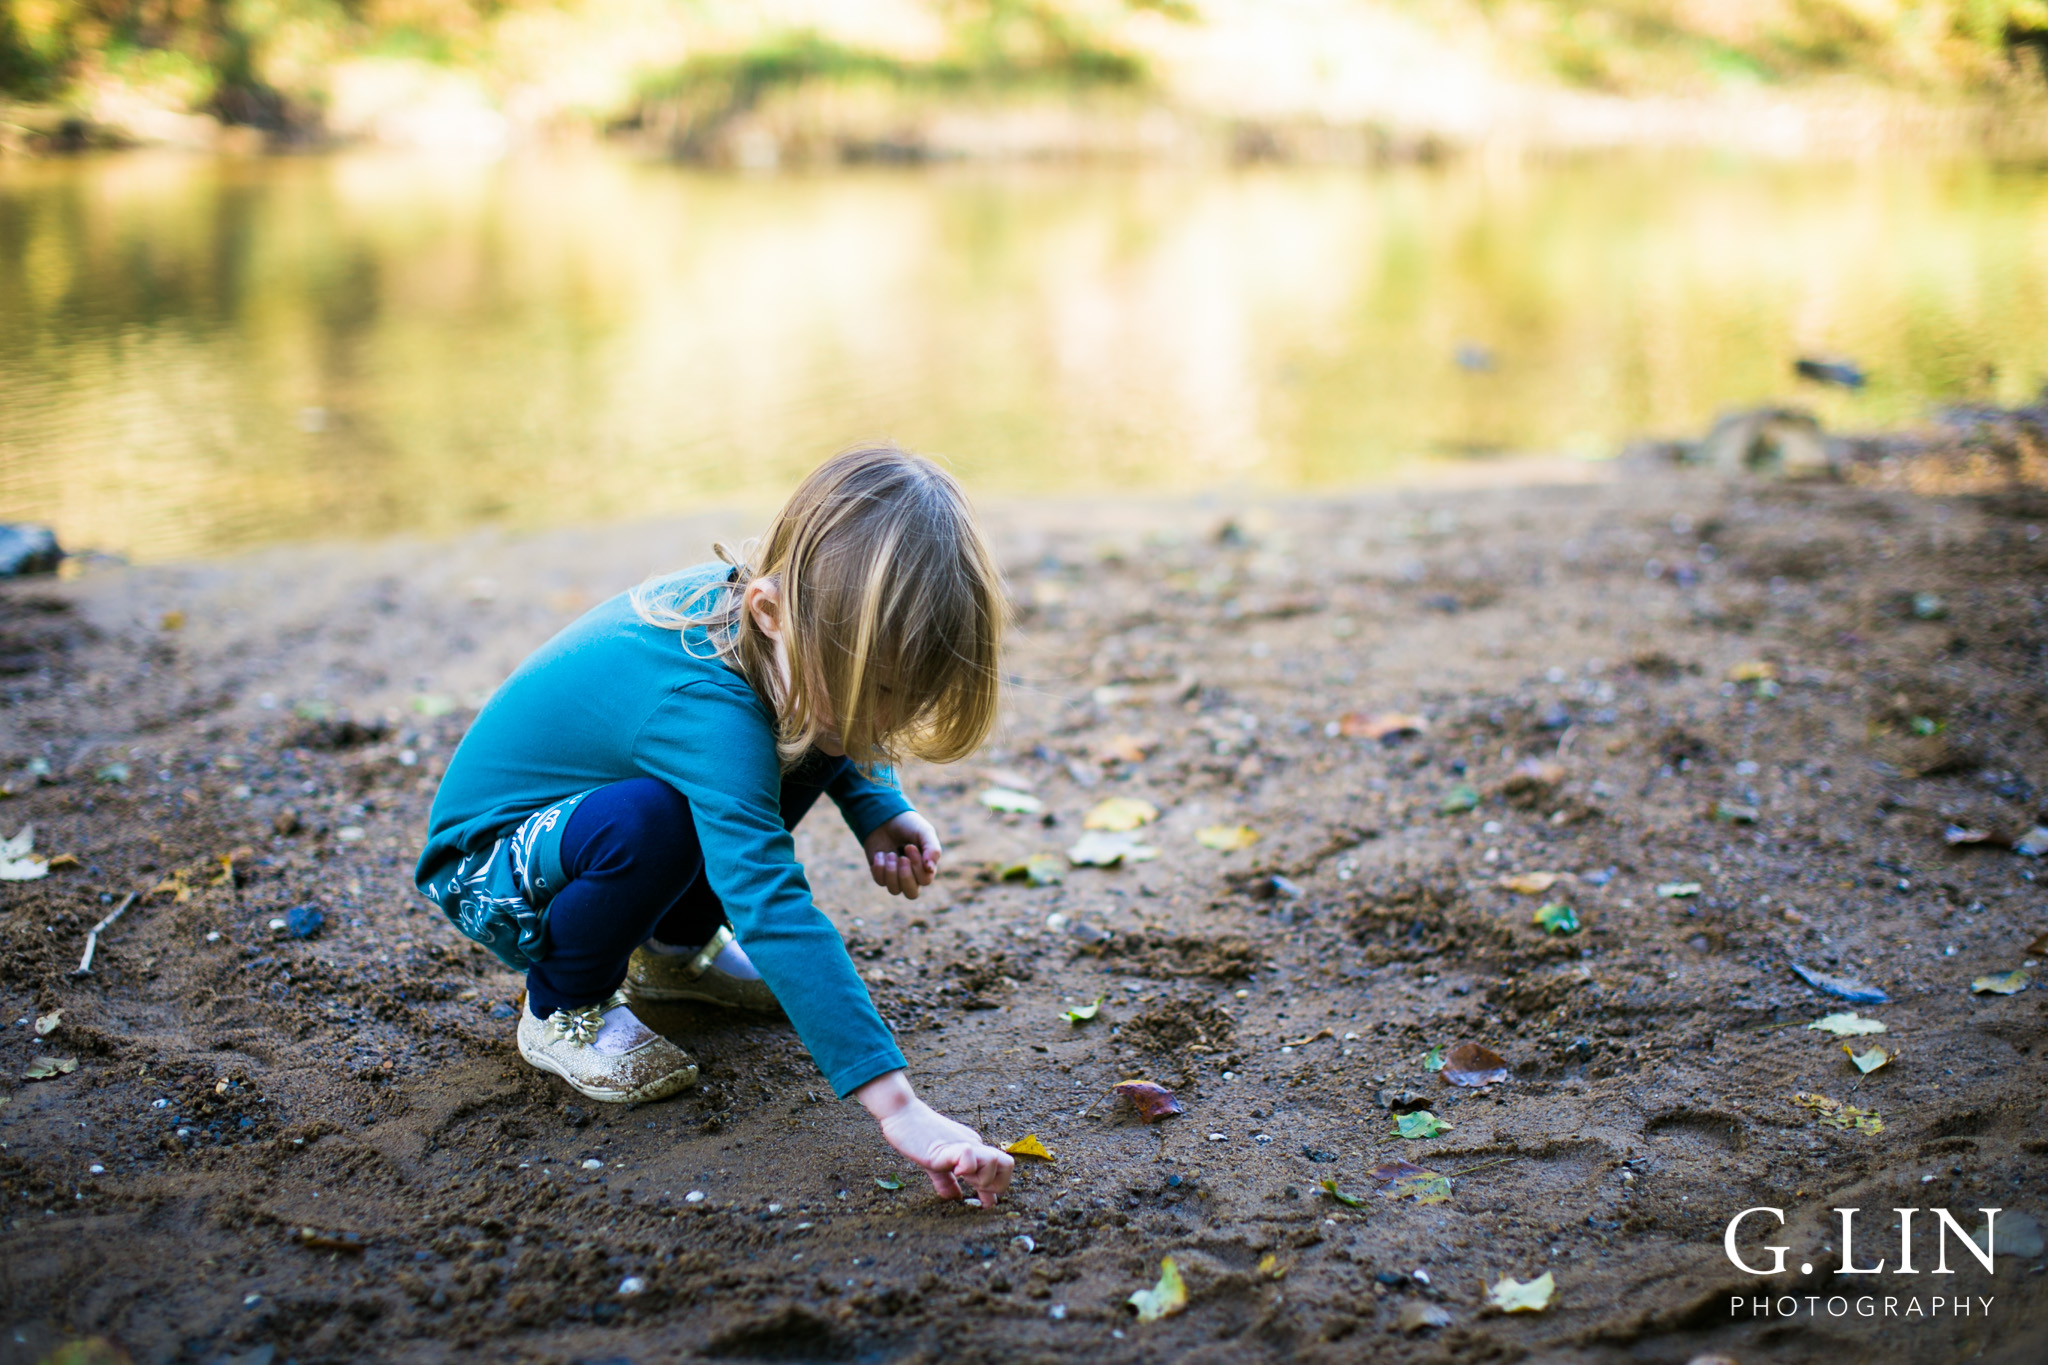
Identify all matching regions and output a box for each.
[284,905,324,940]
[489,1002,517,1020]
[1011,1235,1036,1254]
[273,808,302,836]
[336,826,365,842]
[581,1158,604,1170]
[685,1190,705,1202]
[205,931,221,943]
[88,1164,104,1174]
[1049,1304,1067,1320]
[243,1293,262,1307]
[618,1276,646,1296]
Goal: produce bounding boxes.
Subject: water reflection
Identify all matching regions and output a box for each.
[2,151,2043,562]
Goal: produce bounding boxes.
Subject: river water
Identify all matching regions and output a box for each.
[2,149,2044,562]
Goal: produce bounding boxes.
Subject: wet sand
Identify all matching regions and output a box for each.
[1,463,2045,1364]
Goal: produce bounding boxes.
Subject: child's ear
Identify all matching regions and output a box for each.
[743,579,783,642]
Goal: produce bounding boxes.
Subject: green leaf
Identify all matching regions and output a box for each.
[24,1056,77,1080]
[1532,902,1580,935]
[1971,970,2029,996]
[1487,1271,1555,1313]
[1127,1256,1187,1322]
[997,853,1066,886]
[1395,1110,1451,1139]
[1807,1012,1886,1036]
[1318,1178,1366,1209]
[1062,996,1104,1024]
[1437,784,1479,815]
[873,1176,904,1191]
[1372,1160,1452,1204]
[1196,823,1259,851]
[1908,716,1943,737]
[979,787,1043,815]
[1422,1044,1445,1072]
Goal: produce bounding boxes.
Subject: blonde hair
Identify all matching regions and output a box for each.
[633,444,1005,769]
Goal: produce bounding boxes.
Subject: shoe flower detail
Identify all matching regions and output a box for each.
[546,1003,606,1046]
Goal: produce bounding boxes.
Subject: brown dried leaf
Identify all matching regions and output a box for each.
[1338,711,1428,741]
[1442,1042,1509,1087]
[1113,1079,1183,1123]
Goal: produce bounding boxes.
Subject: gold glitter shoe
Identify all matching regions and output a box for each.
[624,925,783,1015]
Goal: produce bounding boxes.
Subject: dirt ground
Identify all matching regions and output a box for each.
[1,462,2045,1365]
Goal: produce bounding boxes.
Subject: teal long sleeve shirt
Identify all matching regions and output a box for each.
[415,565,913,1097]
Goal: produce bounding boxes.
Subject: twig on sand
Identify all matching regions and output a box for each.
[73,892,137,977]
[1448,1155,1521,1179]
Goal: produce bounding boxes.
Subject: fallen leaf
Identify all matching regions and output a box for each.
[1127,1256,1187,1322]
[1114,1080,1183,1123]
[1339,711,1428,741]
[412,693,457,717]
[1062,997,1104,1025]
[1371,1160,1452,1204]
[1066,830,1158,867]
[1793,1091,1883,1134]
[1442,1042,1509,1087]
[160,610,185,630]
[1496,871,1561,895]
[1807,1012,1887,1036]
[1318,1178,1366,1209]
[874,1176,904,1191]
[1792,963,1889,1004]
[1437,785,1480,815]
[1083,797,1159,832]
[33,1009,60,1036]
[25,1056,77,1080]
[1844,1044,1892,1073]
[1397,1301,1452,1332]
[1395,1111,1452,1139]
[1727,660,1777,682]
[1002,1135,1055,1161]
[1196,824,1259,852]
[997,854,1066,887]
[45,853,80,870]
[1487,1271,1555,1313]
[296,1228,366,1254]
[0,823,47,881]
[1094,734,1156,765]
[1981,1210,2045,1259]
[1256,1252,1286,1279]
[979,788,1043,815]
[1656,882,1703,898]
[980,766,1035,791]
[1714,801,1760,824]
[2014,828,2048,858]
[95,763,130,784]
[1422,1043,1445,1072]
[1971,969,2029,995]
[1532,903,1580,935]
[1281,1027,1335,1047]
[2029,930,2048,956]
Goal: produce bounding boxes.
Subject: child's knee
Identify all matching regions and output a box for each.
[585,778,698,877]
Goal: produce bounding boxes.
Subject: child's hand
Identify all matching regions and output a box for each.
[856,1070,1014,1207]
[863,811,941,899]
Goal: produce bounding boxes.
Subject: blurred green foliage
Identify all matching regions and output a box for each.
[1489,1,2048,94]
[2,1,2044,115]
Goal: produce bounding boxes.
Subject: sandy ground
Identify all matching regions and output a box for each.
[1,466,2045,1365]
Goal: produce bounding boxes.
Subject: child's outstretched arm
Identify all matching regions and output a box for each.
[856,1070,1014,1205]
[864,810,941,899]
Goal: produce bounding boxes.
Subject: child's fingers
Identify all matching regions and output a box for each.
[954,1145,1014,1207]
[926,1166,963,1199]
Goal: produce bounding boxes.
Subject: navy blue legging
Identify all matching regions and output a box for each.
[525,755,850,1016]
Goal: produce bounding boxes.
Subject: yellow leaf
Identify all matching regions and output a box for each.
[1496,871,1561,895]
[1127,1257,1188,1322]
[1727,660,1778,682]
[1257,1252,1286,1279]
[1196,824,1259,852]
[1487,1271,1555,1313]
[1002,1134,1055,1161]
[1083,797,1159,832]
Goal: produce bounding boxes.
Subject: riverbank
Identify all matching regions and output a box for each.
[1,443,2044,1362]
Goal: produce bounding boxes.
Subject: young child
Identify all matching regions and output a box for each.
[415,445,1014,1206]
